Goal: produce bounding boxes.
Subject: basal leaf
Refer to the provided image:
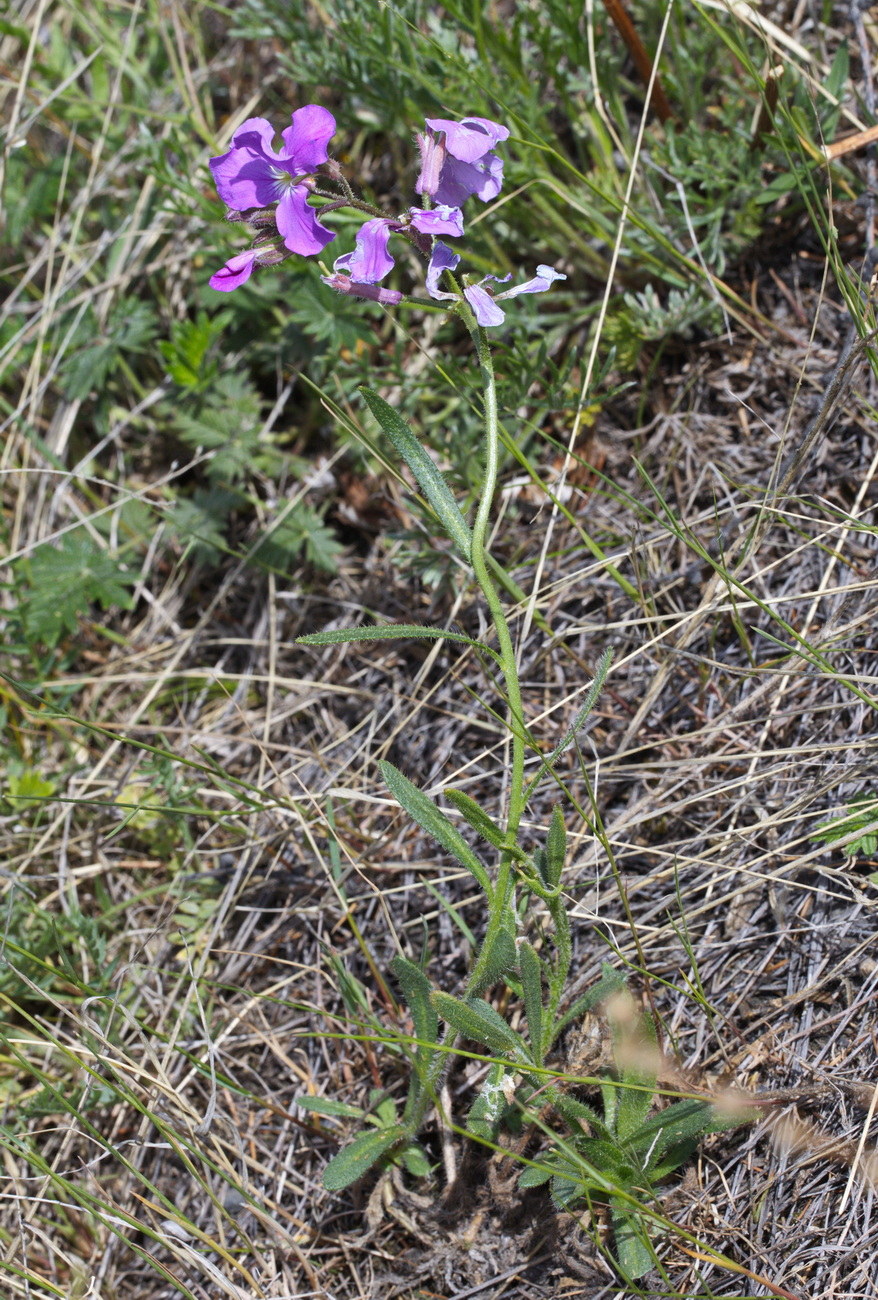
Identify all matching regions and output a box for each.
[390,954,439,1062]
[518,939,544,1065]
[322,1125,405,1190]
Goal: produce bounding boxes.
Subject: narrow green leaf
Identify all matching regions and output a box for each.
[390,955,439,1058]
[610,1202,656,1281]
[545,806,567,887]
[551,963,628,1042]
[379,761,492,897]
[553,1093,611,1140]
[518,940,544,1065]
[526,648,613,796]
[474,924,518,990]
[360,386,472,560]
[431,992,524,1056]
[322,1125,405,1190]
[296,1096,365,1120]
[445,788,516,853]
[297,624,500,663]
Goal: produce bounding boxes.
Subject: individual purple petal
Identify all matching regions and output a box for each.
[432,152,505,207]
[333,218,396,283]
[209,248,259,292]
[463,284,505,327]
[495,265,567,300]
[322,273,403,305]
[210,120,281,210]
[279,105,336,173]
[425,116,509,163]
[425,242,461,301]
[275,184,336,255]
[409,205,465,237]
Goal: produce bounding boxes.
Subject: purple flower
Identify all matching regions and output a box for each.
[332,218,398,283]
[426,243,566,327]
[416,116,509,207]
[210,106,337,256]
[321,218,405,304]
[408,204,465,238]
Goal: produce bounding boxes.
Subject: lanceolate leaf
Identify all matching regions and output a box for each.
[390,955,439,1063]
[297,624,500,664]
[472,923,518,991]
[431,992,524,1056]
[379,761,492,897]
[360,386,472,560]
[526,647,613,796]
[518,940,544,1065]
[322,1125,405,1190]
[545,806,567,887]
[445,788,524,854]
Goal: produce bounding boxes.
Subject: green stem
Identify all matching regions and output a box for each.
[462,312,528,995]
[400,307,529,1140]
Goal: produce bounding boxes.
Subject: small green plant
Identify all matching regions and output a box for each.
[12,530,137,650]
[813,794,878,873]
[518,988,746,1280]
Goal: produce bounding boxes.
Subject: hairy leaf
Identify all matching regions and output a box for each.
[379,761,492,896]
[360,386,472,560]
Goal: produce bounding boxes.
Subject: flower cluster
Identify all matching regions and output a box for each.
[208,106,565,325]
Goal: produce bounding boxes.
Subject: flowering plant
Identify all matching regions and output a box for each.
[206,103,632,1222]
[209,105,565,323]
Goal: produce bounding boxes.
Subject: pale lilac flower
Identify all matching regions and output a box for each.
[332,218,399,283]
[426,243,566,327]
[210,106,337,256]
[425,241,462,302]
[416,116,509,207]
[408,204,465,238]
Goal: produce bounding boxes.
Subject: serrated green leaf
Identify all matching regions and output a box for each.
[379,761,492,896]
[297,625,499,663]
[296,1096,365,1120]
[17,532,136,648]
[322,1125,405,1190]
[431,992,524,1056]
[253,500,343,575]
[518,940,544,1065]
[360,386,472,560]
[518,1163,553,1188]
